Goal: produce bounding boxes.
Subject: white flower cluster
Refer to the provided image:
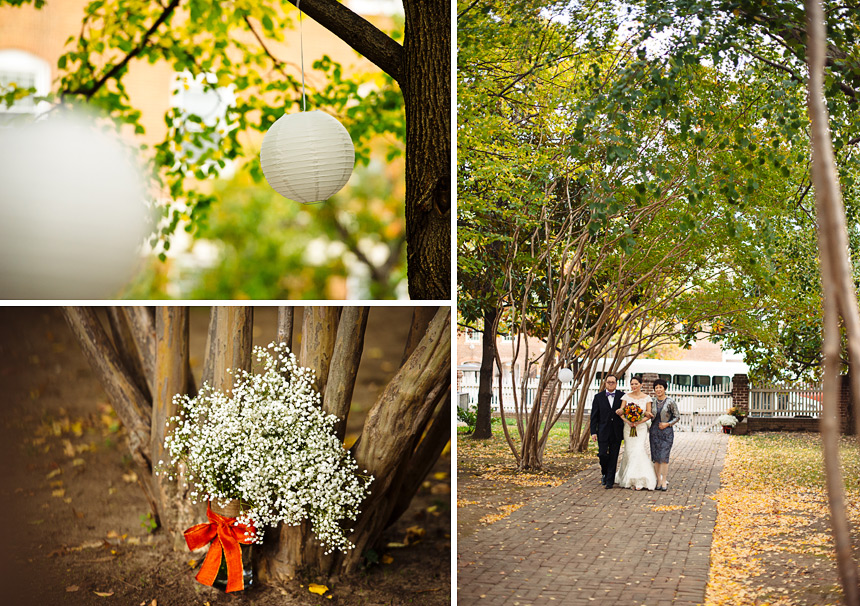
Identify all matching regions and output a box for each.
[162,343,372,553]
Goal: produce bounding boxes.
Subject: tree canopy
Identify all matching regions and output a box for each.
[2,0,450,299]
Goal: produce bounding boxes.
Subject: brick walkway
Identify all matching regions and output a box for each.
[457,432,728,606]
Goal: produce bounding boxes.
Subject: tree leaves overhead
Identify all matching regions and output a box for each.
[459,0,860,386]
[4,0,405,263]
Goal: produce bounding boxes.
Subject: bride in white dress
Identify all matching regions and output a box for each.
[615,377,658,491]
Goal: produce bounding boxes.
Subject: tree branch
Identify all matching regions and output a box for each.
[286,0,404,83]
[322,306,368,442]
[67,0,181,99]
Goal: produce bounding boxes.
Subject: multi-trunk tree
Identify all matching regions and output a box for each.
[62,305,451,582]
[457,0,782,468]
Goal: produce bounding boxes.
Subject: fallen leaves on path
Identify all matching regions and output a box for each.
[479,502,525,525]
[706,433,859,606]
[651,504,693,512]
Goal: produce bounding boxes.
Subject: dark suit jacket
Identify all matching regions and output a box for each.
[590,390,625,444]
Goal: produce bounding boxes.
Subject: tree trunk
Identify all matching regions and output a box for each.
[300,307,340,395]
[61,307,159,521]
[277,306,295,351]
[106,307,151,402]
[257,307,451,582]
[152,307,200,548]
[805,2,860,601]
[284,0,450,299]
[204,307,253,392]
[471,308,496,440]
[121,306,156,397]
[324,307,369,442]
[403,0,451,299]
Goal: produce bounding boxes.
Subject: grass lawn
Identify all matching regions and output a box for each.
[706,432,860,606]
[456,421,597,538]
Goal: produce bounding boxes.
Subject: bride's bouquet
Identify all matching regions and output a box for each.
[161,342,373,591]
[621,403,645,436]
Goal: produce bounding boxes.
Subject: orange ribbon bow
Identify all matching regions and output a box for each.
[184,504,255,593]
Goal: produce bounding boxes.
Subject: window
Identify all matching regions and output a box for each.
[0,49,51,123]
[658,373,671,383]
[673,374,692,386]
[693,375,710,387]
[712,375,730,387]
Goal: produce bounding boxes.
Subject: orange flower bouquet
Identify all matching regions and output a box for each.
[622,403,645,436]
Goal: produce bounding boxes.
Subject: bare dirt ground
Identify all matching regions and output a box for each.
[0,307,450,606]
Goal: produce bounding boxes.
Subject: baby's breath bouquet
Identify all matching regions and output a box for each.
[163,343,372,554]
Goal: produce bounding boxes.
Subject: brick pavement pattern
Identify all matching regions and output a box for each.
[457,432,728,606]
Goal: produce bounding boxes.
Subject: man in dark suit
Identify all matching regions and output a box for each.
[590,374,624,489]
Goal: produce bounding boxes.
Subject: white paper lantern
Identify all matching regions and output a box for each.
[260,110,355,204]
[0,112,151,299]
[558,368,574,383]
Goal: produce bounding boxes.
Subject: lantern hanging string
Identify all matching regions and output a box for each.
[297,0,306,111]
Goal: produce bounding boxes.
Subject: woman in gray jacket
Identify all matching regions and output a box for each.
[649,379,680,491]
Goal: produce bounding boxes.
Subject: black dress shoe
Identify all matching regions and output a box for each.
[604,483,613,489]
[601,474,606,485]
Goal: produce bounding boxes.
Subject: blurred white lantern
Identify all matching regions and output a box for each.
[260,110,355,204]
[558,368,574,383]
[0,111,151,299]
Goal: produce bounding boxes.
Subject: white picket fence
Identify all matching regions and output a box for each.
[458,377,733,432]
[749,384,822,418]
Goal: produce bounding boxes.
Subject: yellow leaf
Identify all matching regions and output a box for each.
[433,472,448,480]
[122,471,138,483]
[46,468,62,479]
[52,489,65,498]
[94,591,114,597]
[381,554,394,564]
[72,458,85,467]
[308,583,328,595]
[188,559,198,568]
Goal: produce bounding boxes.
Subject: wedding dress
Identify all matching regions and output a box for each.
[615,394,658,490]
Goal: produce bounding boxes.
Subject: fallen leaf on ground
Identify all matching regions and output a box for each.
[65,585,79,592]
[187,559,198,568]
[46,469,62,479]
[308,583,328,595]
[433,472,448,480]
[404,526,426,544]
[381,554,394,564]
[51,489,65,498]
[69,540,105,552]
[94,591,114,597]
[122,471,138,483]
